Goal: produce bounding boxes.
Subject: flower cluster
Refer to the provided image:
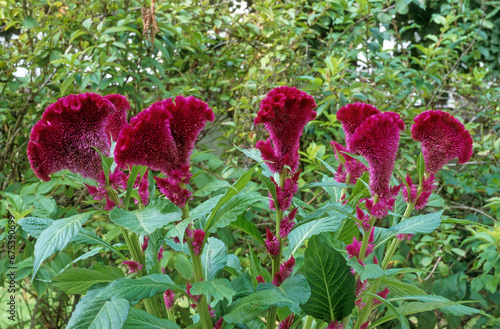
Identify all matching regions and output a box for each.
[265,227,280,257]
[269,170,300,211]
[278,314,294,329]
[346,228,375,260]
[279,208,297,237]
[163,289,175,310]
[123,260,142,273]
[85,167,127,210]
[272,256,295,286]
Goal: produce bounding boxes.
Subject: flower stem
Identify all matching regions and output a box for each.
[267,170,287,329]
[303,315,314,329]
[183,204,213,329]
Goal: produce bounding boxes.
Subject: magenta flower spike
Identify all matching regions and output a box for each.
[326,320,345,329]
[265,227,280,257]
[104,94,129,141]
[336,103,380,145]
[348,112,405,198]
[279,207,297,237]
[163,289,175,310]
[28,93,116,181]
[123,260,143,273]
[191,229,206,255]
[411,110,473,174]
[255,86,316,173]
[331,141,368,184]
[278,314,294,329]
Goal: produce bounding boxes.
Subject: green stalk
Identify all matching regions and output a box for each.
[267,171,287,329]
[339,173,351,201]
[303,315,314,329]
[183,204,213,329]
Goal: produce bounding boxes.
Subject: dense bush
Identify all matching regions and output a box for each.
[0,0,499,328]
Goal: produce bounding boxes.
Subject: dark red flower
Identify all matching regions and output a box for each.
[28,93,116,181]
[273,256,295,286]
[191,229,206,256]
[373,287,391,305]
[360,321,370,329]
[326,320,345,329]
[255,87,316,173]
[280,208,297,237]
[336,103,380,145]
[157,246,164,262]
[278,314,294,329]
[163,289,175,310]
[411,110,473,174]
[402,174,436,210]
[331,141,368,184]
[256,275,265,283]
[85,167,127,210]
[355,206,371,232]
[346,228,374,259]
[265,227,280,257]
[348,112,405,198]
[270,170,300,211]
[123,260,143,273]
[214,317,224,329]
[141,236,149,253]
[104,94,129,141]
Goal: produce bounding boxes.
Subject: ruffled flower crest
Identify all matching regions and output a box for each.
[28,93,117,181]
[336,102,380,145]
[104,94,130,141]
[255,86,316,173]
[411,110,473,174]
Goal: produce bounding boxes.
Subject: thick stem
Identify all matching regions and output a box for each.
[303,316,314,329]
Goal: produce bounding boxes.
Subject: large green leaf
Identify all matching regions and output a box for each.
[235,146,273,177]
[347,260,384,281]
[256,275,311,313]
[191,278,236,304]
[123,307,181,329]
[390,295,480,316]
[193,180,233,197]
[98,274,184,301]
[224,289,290,324]
[301,235,356,322]
[109,198,181,236]
[18,216,54,238]
[32,212,93,280]
[374,210,443,249]
[203,164,258,233]
[380,277,427,296]
[285,211,345,258]
[67,289,130,329]
[201,237,227,280]
[52,264,124,295]
[365,293,410,329]
[190,195,223,220]
[230,216,265,245]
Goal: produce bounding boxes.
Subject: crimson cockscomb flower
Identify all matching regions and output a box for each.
[104,94,129,141]
[186,282,201,307]
[360,321,370,329]
[132,169,150,206]
[326,320,345,329]
[157,246,164,262]
[278,314,294,329]
[411,110,473,174]
[279,207,297,237]
[273,256,295,286]
[336,102,380,145]
[355,206,371,232]
[331,141,367,184]
[402,174,436,210]
[362,185,400,219]
[163,289,175,310]
[191,229,206,256]
[256,275,265,283]
[265,227,280,257]
[123,260,143,273]
[348,112,405,198]
[255,87,316,173]
[115,96,214,207]
[270,170,300,211]
[346,228,374,259]
[28,93,116,181]
[85,167,127,210]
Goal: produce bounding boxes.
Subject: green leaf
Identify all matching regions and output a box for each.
[123,307,181,329]
[74,229,126,259]
[230,216,265,245]
[110,198,181,236]
[82,18,92,30]
[201,237,227,280]
[417,153,425,185]
[18,216,54,238]
[286,211,345,258]
[301,235,356,322]
[347,260,384,281]
[190,195,223,220]
[375,210,443,249]
[396,0,409,14]
[380,277,426,297]
[67,290,130,329]
[365,293,410,329]
[98,274,184,301]
[190,278,236,304]
[22,16,39,28]
[224,290,290,324]
[255,171,278,208]
[193,180,233,197]
[203,164,258,233]
[389,295,480,316]
[33,212,93,281]
[103,26,141,35]
[256,275,311,313]
[235,146,273,177]
[52,265,124,295]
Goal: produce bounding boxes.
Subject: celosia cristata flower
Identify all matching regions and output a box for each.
[157,246,164,262]
[255,87,316,173]
[346,228,374,259]
[104,94,129,141]
[373,287,391,305]
[114,95,214,207]
[133,169,150,206]
[402,174,436,210]
[256,275,265,283]
[185,282,200,308]
[355,206,371,232]
[331,141,367,184]
[265,228,280,257]
[279,208,297,237]
[28,93,116,181]
[273,256,295,286]
[278,314,294,329]
[411,110,473,174]
[163,289,175,310]
[214,318,224,329]
[326,320,345,329]
[336,103,380,145]
[123,260,143,273]
[348,112,405,198]
[141,236,149,253]
[191,229,206,256]
[270,170,300,211]
[85,167,127,210]
[360,322,370,329]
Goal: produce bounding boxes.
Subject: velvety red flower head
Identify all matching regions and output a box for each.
[336,103,380,145]
[348,112,405,198]
[255,87,316,173]
[28,93,116,181]
[114,95,214,173]
[104,94,129,141]
[331,141,368,184]
[411,110,473,174]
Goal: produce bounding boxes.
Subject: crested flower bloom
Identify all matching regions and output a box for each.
[123,260,143,273]
[28,93,116,181]
[255,87,316,173]
[396,233,414,241]
[85,167,127,210]
[402,174,436,210]
[336,103,380,145]
[273,256,295,287]
[270,170,300,211]
[411,110,473,174]
[326,320,345,329]
[348,112,405,199]
[141,236,150,253]
[114,96,214,207]
[265,227,280,257]
[163,289,175,310]
[191,229,206,256]
[331,141,368,184]
[279,208,297,237]
[104,94,129,141]
[278,314,294,329]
